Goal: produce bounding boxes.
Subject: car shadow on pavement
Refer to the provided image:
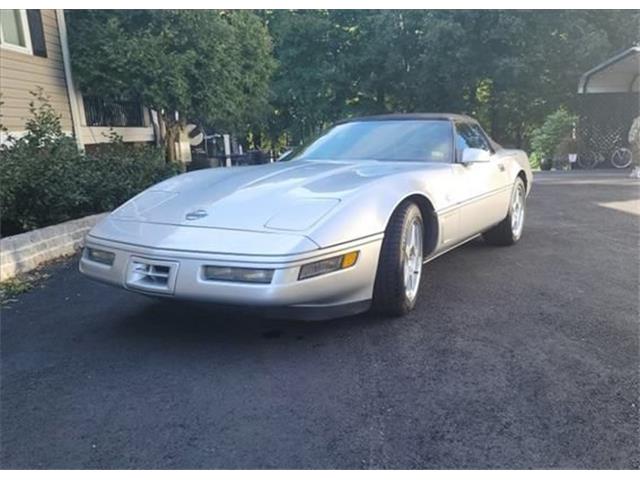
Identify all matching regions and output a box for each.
[110,294,391,347]
[108,238,493,350]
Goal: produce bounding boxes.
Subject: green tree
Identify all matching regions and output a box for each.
[67,10,275,161]
[263,10,639,150]
[258,10,350,146]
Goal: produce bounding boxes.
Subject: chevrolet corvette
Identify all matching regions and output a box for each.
[80,114,532,319]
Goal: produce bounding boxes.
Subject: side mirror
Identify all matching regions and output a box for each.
[460,147,491,164]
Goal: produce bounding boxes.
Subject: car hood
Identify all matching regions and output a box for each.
[112,160,439,232]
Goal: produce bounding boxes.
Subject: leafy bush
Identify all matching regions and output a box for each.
[530,108,577,170]
[83,133,181,214]
[528,152,542,171]
[0,92,179,235]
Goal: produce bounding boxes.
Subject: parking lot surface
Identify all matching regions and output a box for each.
[1,171,639,468]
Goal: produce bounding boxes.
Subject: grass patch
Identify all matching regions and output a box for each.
[0,270,51,306]
[0,253,78,306]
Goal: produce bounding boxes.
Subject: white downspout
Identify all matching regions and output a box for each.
[56,9,84,151]
[223,134,232,167]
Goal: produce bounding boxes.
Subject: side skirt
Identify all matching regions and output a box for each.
[422,234,481,264]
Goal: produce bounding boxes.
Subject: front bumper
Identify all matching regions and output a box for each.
[79,234,382,320]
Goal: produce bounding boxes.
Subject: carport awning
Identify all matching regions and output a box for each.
[578,46,640,94]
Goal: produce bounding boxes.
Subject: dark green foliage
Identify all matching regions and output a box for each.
[260,10,639,149]
[83,135,181,215]
[530,108,578,169]
[66,10,275,160]
[0,92,179,235]
[66,10,638,152]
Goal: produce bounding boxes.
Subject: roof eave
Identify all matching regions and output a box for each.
[578,46,640,94]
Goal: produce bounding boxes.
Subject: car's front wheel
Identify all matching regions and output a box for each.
[373,201,424,317]
[483,177,526,246]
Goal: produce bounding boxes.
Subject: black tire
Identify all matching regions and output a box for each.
[372,201,423,317]
[483,178,526,246]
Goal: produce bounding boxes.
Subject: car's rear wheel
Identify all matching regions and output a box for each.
[373,201,423,317]
[483,177,526,246]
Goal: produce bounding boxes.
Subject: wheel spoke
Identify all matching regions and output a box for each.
[404,262,410,286]
[510,184,525,237]
[402,219,423,302]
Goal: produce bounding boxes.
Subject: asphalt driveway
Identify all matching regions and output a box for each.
[1,171,639,469]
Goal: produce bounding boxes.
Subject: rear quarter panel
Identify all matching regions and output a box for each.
[499,148,533,195]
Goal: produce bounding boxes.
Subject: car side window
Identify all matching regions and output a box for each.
[455,123,491,152]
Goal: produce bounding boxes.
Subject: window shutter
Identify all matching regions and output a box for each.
[26,10,47,57]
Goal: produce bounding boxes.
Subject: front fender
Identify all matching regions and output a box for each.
[306,170,445,248]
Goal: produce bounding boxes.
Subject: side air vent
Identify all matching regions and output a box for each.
[126,258,179,294]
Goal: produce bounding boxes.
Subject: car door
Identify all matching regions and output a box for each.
[451,122,511,239]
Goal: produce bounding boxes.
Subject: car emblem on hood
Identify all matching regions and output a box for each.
[185,209,208,220]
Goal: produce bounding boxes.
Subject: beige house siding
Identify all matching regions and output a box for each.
[0,10,73,134]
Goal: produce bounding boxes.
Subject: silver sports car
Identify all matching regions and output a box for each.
[80,114,532,319]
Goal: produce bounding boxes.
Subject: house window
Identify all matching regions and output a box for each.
[0,9,32,54]
[83,97,146,127]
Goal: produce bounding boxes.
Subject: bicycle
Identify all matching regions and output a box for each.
[577,146,634,170]
[576,151,604,169]
[610,147,633,169]
[576,122,636,170]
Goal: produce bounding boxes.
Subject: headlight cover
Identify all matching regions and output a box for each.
[298,251,359,280]
[203,266,274,284]
[85,247,115,266]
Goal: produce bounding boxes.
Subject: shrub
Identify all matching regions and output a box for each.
[553,135,578,170]
[528,152,542,171]
[0,92,179,235]
[530,108,577,170]
[84,133,181,214]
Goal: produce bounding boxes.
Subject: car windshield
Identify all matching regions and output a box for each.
[292,120,452,163]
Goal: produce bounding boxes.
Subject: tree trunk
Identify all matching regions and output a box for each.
[376,87,385,112]
[252,129,262,150]
[490,99,498,140]
[164,126,176,162]
[161,115,182,163]
[515,122,523,149]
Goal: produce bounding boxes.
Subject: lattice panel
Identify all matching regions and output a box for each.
[577,93,640,158]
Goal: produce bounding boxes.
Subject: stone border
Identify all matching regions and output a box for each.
[1,213,108,281]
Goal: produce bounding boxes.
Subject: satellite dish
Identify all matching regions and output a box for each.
[185,124,204,146]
